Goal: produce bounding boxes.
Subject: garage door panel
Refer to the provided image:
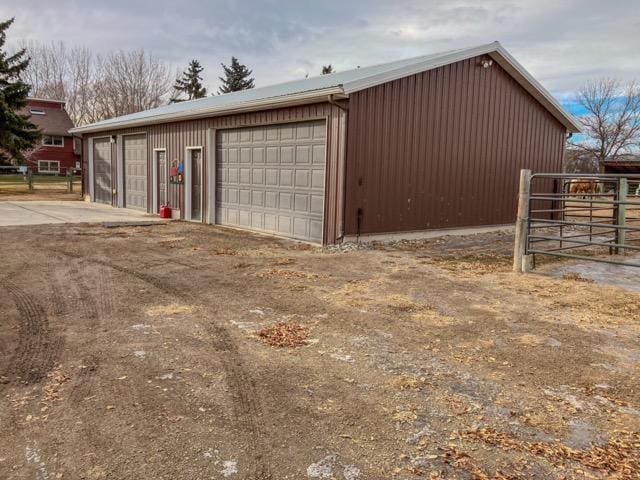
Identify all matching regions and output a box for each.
[313,145,326,164]
[265,169,278,185]
[253,148,265,163]
[266,147,279,163]
[265,191,278,208]
[310,220,323,240]
[123,134,147,210]
[266,127,279,141]
[294,194,309,212]
[311,195,324,214]
[281,146,294,163]
[295,170,310,187]
[216,120,326,243]
[278,216,291,234]
[280,126,294,140]
[240,130,252,143]
[279,193,292,209]
[312,123,326,139]
[311,170,325,188]
[296,145,311,163]
[252,191,264,207]
[296,124,311,140]
[252,169,264,184]
[280,170,293,186]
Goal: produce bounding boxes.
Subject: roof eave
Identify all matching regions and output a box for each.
[70,87,346,135]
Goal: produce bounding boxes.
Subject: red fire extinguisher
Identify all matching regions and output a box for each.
[159,205,172,219]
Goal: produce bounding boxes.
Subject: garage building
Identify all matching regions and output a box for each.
[72,42,581,244]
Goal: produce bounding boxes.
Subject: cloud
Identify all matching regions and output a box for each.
[2,0,639,99]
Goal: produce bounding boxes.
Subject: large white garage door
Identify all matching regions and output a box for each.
[123,134,147,210]
[216,120,326,243]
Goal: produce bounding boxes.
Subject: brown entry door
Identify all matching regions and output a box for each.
[191,149,202,221]
[157,150,167,211]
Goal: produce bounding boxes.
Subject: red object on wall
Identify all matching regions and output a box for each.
[159,205,172,219]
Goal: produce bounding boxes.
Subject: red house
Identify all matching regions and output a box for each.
[20,98,80,175]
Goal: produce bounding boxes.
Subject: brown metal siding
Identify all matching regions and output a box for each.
[83,103,347,244]
[344,56,567,235]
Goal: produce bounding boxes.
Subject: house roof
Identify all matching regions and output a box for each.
[71,41,581,134]
[21,100,75,137]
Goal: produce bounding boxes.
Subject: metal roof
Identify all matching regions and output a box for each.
[71,41,581,134]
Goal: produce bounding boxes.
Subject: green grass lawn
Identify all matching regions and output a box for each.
[0,174,81,184]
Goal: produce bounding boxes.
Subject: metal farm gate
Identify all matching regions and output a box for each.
[514,170,640,272]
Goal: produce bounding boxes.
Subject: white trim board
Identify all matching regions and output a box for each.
[184,146,203,222]
[87,137,94,200]
[206,129,216,225]
[152,148,166,215]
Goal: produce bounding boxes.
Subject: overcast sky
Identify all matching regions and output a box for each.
[2,0,639,108]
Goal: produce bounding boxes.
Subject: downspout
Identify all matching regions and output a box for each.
[327,93,349,243]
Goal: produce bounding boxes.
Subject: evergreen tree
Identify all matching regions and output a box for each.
[0,18,39,164]
[218,57,254,94]
[170,60,207,102]
[321,64,334,75]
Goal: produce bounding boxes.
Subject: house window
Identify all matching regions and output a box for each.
[38,160,60,174]
[43,135,64,147]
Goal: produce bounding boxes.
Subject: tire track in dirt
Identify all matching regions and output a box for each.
[46,259,67,317]
[65,262,115,407]
[49,247,272,478]
[80,254,272,479]
[1,284,63,385]
[68,354,101,405]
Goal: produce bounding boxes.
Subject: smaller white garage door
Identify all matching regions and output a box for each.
[216,120,326,243]
[124,134,148,210]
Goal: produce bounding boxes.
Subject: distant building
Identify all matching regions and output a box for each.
[20,98,80,175]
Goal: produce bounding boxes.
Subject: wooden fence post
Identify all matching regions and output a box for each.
[67,170,73,193]
[27,169,33,192]
[615,177,628,255]
[513,169,532,273]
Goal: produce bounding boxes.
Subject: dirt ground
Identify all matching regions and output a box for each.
[0,222,639,479]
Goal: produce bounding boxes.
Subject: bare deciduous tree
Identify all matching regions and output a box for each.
[571,78,640,170]
[19,42,172,126]
[563,146,599,173]
[93,49,171,119]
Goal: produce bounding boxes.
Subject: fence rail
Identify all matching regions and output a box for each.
[513,170,640,272]
[0,171,81,194]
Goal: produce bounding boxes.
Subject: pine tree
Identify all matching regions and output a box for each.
[218,57,254,94]
[170,60,207,103]
[0,18,39,164]
[321,64,334,75]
